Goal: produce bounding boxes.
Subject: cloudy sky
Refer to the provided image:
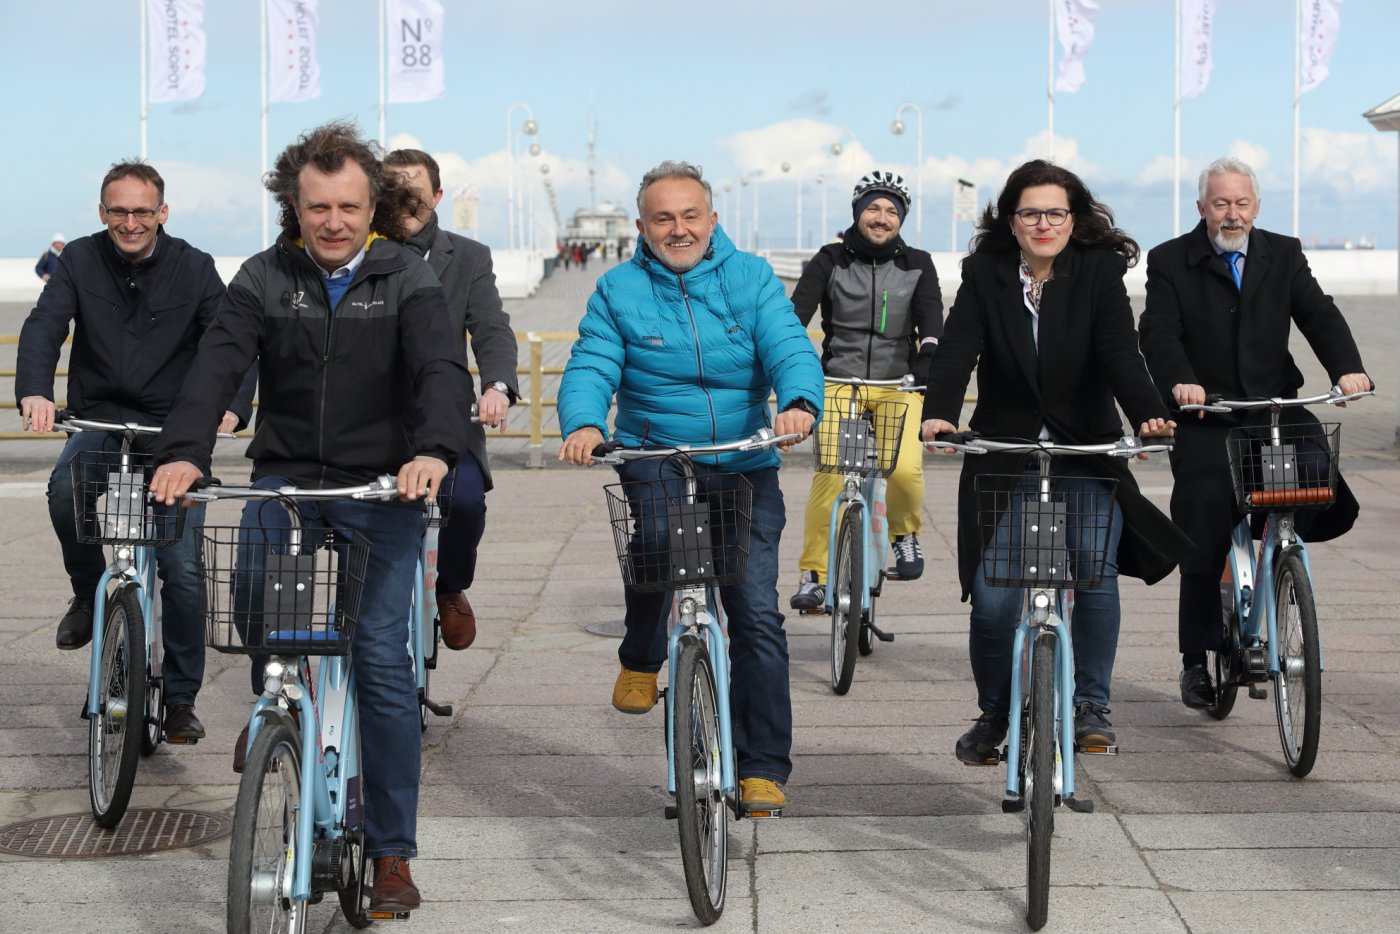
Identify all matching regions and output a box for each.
[4,0,1397,257]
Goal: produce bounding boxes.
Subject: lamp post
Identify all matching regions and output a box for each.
[891,102,924,248]
[780,162,802,251]
[505,103,537,252]
[816,175,826,245]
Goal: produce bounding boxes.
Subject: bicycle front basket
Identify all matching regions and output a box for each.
[603,476,753,592]
[1227,423,1340,512]
[197,525,370,656]
[69,449,185,546]
[975,474,1118,589]
[812,402,908,479]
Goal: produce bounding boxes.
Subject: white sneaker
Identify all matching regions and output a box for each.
[789,571,826,611]
[890,534,924,580]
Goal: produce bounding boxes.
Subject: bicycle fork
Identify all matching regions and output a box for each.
[663,593,741,807]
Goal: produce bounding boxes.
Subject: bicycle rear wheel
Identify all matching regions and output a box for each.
[89,588,146,828]
[1206,610,1240,721]
[858,593,876,657]
[228,721,307,934]
[1274,551,1321,777]
[1025,631,1056,931]
[829,503,863,695]
[672,638,728,925]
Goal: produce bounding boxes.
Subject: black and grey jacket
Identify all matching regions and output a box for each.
[155,234,474,488]
[790,238,943,380]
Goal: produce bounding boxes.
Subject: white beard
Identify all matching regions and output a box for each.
[1211,226,1248,252]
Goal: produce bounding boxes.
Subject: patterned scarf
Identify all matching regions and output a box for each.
[1019,253,1054,310]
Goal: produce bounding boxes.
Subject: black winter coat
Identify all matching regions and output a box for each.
[923,243,1193,598]
[1139,222,1367,572]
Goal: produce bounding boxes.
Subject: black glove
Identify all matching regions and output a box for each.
[911,342,938,387]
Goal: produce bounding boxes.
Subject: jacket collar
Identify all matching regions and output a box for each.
[427,226,454,278]
[632,223,737,283]
[1184,219,1272,298]
[279,231,405,283]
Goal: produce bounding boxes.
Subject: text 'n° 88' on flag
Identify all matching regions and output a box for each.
[387,0,445,103]
[268,0,321,102]
[1054,0,1099,94]
[1181,0,1220,99]
[1300,0,1343,94]
[147,0,206,103]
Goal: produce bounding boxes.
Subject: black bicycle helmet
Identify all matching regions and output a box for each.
[851,171,911,211]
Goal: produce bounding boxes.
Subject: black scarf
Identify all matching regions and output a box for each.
[842,224,904,263]
[403,211,440,258]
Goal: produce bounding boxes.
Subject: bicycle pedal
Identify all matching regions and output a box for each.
[1001,797,1025,813]
[1248,684,1268,700]
[165,737,199,746]
[1064,796,1096,813]
[961,758,1000,767]
[744,808,782,819]
[1074,743,1117,756]
[366,910,411,922]
[797,607,828,617]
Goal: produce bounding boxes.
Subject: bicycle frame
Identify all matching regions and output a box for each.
[1227,513,1320,677]
[821,474,889,618]
[1004,591,1077,802]
[409,523,439,697]
[663,588,737,800]
[85,543,159,719]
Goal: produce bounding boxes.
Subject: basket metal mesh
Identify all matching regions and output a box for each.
[69,449,185,546]
[975,474,1118,589]
[1227,423,1340,512]
[603,475,753,592]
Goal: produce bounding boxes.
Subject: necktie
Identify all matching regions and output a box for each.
[1224,251,1242,290]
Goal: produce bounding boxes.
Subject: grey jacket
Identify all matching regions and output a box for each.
[425,225,518,490]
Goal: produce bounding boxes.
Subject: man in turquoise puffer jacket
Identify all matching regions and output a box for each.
[559,161,823,812]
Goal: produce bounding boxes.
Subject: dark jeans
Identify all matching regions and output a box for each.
[48,430,206,706]
[616,460,792,784]
[236,476,426,859]
[968,468,1123,712]
[435,454,487,595]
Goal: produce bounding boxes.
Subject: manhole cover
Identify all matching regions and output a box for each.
[0,809,232,859]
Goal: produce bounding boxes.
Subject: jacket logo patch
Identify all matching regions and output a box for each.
[642,334,664,346]
[350,299,385,311]
[283,290,309,311]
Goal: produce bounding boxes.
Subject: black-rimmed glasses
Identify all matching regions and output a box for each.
[1013,209,1071,227]
[102,206,161,221]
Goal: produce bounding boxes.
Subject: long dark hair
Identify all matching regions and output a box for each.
[265,120,415,242]
[970,159,1139,266]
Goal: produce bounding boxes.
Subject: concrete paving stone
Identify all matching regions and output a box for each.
[1106,723,1388,755]
[1094,780,1400,814]
[418,780,673,819]
[413,852,745,902]
[772,782,1015,818]
[791,726,972,755]
[413,814,759,863]
[434,726,669,757]
[1077,748,1400,783]
[790,678,975,702]
[1145,846,1400,891]
[1168,890,1400,934]
[323,896,759,934]
[1121,811,1400,850]
[1,900,226,934]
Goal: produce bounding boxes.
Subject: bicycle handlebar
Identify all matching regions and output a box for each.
[589,428,804,466]
[824,375,926,392]
[928,431,1173,458]
[183,475,402,504]
[1179,386,1374,414]
[56,411,237,440]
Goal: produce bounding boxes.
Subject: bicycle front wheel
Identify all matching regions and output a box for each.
[829,503,864,695]
[228,721,307,934]
[672,638,728,925]
[89,588,147,828]
[1274,550,1321,777]
[1025,631,1056,931]
[1206,609,1240,721]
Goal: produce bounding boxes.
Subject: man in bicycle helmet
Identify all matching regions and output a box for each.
[788,171,943,611]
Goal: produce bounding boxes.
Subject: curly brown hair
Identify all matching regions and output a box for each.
[971,159,1139,266]
[264,120,414,242]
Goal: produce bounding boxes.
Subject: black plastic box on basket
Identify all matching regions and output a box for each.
[1227,422,1340,512]
[198,525,371,656]
[69,449,185,546]
[604,476,754,592]
[975,475,1119,589]
[813,402,907,479]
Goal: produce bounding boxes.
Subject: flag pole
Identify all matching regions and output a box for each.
[1292,0,1301,237]
[378,0,387,145]
[260,0,269,246]
[139,0,148,159]
[1174,0,1182,237]
[1047,0,1055,160]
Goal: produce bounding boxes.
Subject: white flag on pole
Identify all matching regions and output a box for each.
[387,0,445,103]
[1054,0,1099,94]
[268,0,321,103]
[1300,0,1343,93]
[1181,0,1220,99]
[147,0,206,103]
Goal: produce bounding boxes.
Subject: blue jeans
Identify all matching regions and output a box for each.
[616,461,792,784]
[236,476,426,859]
[435,454,487,595]
[968,468,1123,712]
[48,430,206,706]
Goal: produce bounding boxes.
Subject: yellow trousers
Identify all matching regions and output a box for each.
[798,383,925,582]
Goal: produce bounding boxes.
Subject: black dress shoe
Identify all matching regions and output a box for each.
[1180,664,1216,709]
[164,704,206,742]
[955,710,1009,765]
[56,597,94,650]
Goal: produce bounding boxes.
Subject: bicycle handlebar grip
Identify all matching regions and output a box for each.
[933,430,979,444]
[590,440,623,457]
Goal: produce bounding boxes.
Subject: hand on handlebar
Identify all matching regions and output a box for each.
[1136,417,1176,460]
[150,461,204,506]
[20,396,56,433]
[397,455,448,502]
[773,408,815,451]
[920,418,959,453]
[478,389,510,429]
[1334,372,1372,407]
[1172,383,1207,419]
[559,426,606,467]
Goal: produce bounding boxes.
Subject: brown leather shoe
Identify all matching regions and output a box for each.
[232,722,250,773]
[369,856,421,912]
[437,592,476,650]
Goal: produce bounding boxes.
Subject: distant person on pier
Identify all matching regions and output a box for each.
[34,234,65,281]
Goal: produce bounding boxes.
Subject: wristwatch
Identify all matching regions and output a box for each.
[784,398,819,417]
[484,380,510,397]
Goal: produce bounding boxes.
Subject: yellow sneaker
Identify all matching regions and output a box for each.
[738,777,787,813]
[611,666,659,714]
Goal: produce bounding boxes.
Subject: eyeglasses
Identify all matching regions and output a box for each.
[1013,208,1071,227]
[102,205,161,221]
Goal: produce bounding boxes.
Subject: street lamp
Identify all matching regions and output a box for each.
[505,103,538,252]
[781,161,803,251]
[816,175,826,245]
[891,102,924,248]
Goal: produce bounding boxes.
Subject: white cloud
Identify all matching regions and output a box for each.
[159,160,263,243]
[1137,154,1201,186]
[1301,127,1397,196]
[1226,139,1271,175]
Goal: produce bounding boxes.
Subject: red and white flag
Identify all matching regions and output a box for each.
[1181,0,1220,99]
[1054,0,1100,94]
[147,0,206,103]
[387,0,446,103]
[268,0,321,103]
[1300,0,1343,93]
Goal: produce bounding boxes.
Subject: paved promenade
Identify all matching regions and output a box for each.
[2,265,1399,932]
